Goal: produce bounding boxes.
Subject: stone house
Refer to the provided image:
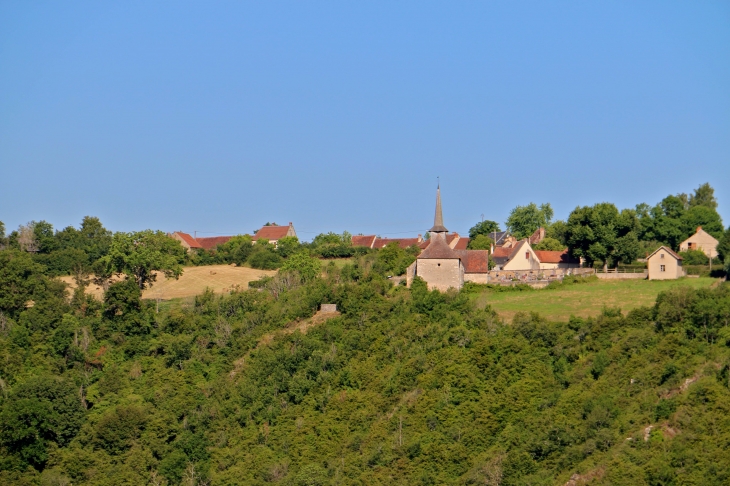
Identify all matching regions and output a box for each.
[252,222,297,246]
[679,226,719,258]
[491,239,579,271]
[171,232,203,252]
[647,246,684,280]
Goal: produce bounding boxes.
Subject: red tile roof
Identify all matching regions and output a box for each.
[352,235,377,248]
[491,247,512,258]
[453,237,470,250]
[533,250,578,264]
[196,236,232,250]
[253,224,291,241]
[373,238,421,249]
[458,250,489,273]
[174,232,202,249]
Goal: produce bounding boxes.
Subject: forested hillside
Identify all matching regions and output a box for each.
[1,249,729,485]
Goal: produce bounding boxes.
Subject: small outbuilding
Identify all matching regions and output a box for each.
[647,246,684,280]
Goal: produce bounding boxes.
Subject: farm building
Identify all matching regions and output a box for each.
[647,246,684,280]
[679,226,719,258]
[252,222,297,246]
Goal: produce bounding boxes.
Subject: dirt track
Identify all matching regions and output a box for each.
[59,265,277,300]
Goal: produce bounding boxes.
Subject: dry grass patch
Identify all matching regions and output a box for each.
[59,264,276,300]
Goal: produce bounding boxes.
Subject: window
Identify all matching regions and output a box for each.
[437,263,440,267]
[660,253,664,259]
[660,265,666,272]
[525,252,530,260]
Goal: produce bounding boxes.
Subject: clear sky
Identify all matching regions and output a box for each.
[1,1,728,240]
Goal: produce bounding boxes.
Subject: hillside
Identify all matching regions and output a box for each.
[1,252,729,485]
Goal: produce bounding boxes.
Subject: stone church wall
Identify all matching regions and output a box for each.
[417,259,463,291]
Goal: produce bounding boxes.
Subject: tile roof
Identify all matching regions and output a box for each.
[196,236,232,250]
[458,250,489,273]
[417,236,460,259]
[253,225,291,241]
[533,250,579,264]
[528,227,546,245]
[174,232,202,249]
[647,246,683,261]
[351,235,376,248]
[373,237,422,249]
[453,237,470,250]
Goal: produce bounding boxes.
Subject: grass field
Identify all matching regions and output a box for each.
[474,277,719,322]
[60,265,276,300]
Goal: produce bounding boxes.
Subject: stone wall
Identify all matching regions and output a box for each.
[417,259,463,291]
[596,272,647,280]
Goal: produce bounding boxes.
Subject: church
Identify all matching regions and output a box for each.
[406,187,489,291]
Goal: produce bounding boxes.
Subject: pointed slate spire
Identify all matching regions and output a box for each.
[430,184,448,233]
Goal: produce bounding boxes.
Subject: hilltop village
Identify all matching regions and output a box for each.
[166,185,723,291]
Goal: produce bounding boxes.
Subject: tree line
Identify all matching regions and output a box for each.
[467,182,730,272]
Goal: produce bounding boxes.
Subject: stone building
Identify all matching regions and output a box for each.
[252,222,297,246]
[647,246,684,280]
[405,187,489,291]
[679,226,719,259]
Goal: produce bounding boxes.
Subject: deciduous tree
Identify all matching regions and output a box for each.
[506,203,553,239]
[98,231,185,289]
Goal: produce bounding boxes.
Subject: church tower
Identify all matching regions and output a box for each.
[429,184,448,237]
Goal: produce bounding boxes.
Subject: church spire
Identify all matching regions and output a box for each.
[430,183,448,233]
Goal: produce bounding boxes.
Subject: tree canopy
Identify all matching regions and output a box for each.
[97,230,185,289]
[565,203,641,267]
[506,203,553,239]
[468,220,501,239]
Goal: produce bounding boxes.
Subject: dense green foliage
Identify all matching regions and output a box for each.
[532,237,565,251]
[468,221,501,239]
[565,202,642,268]
[1,245,730,485]
[466,235,493,250]
[505,203,553,239]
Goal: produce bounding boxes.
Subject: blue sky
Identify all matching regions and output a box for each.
[1,1,728,240]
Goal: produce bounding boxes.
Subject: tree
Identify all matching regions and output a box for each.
[680,206,724,240]
[689,182,718,210]
[33,221,57,254]
[277,236,301,258]
[467,234,493,250]
[280,251,321,282]
[716,228,730,264]
[468,220,501,239]
[533,238,565,251]
[0,220,6,248]
[505,203,553,239]
[98,231,185,289]
[546,220,568,245]
[248,239,283,270]
[565,203,641,268]
[17,223,38,253]
[0,376,85,470]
